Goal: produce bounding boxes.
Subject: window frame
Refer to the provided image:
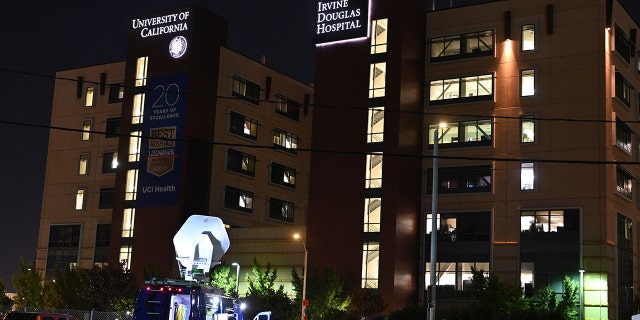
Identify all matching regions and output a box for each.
[85,87,95,107]
[520,24,536,52]
[271,162,296,188]
[78,153,90,176]
[105,117,121,139]
[429,73,494,106]
[273,127,299,154]
[226,148,256,177]
[81,119,93,141]
[615,25,631,63]
[520,115,536,143]
[428,118,493,148]
[108,83,124,104]
[102,151,118,174]
[520,68,536,97]
[232,75,261,105]
[427,164,492,194]
[75,188,87,211]
[268,197,295,223]
[274,94,300,121]
[615,71,632,107]
[429,29,495,62]
[617,166,633,200]
[229,111,258,141]
[98,187,115,209]
[224,185,254,213]
[520,162,535,191]
[616,119,633,154]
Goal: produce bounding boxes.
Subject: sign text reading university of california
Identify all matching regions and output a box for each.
[314,0,368,44]
[132,11,190,38]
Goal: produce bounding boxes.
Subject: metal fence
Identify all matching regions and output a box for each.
[0,306,132,320]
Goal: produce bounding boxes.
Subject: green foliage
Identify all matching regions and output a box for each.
[348,288,387,320]
[12,259,44,307]
[78,263,138,311]
[0,275,12,306]
[209,264,236,296]
[305,267,350,320]
[440,269,579,320]
[243,259,296,320]
[46,267,91,309]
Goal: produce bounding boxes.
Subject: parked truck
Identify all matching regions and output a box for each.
[132,215,243,320]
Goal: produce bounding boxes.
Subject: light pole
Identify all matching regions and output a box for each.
[232,262,240,296]
[579,269,585,320]
[294,233,308,320]
[429,125,444,320]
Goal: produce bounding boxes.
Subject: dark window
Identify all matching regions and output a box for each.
[94,223,111,264]
[615,72,632,107]
[427,165,492,194]
[227,149,256,176]
[229,111,258,140]
[99,188,114,209]
[224,186,253,213]
[232,75,260,105]
[46,225,81,275]
[273,128,298,154]
[271,163,296,188]
[105,117,121,138]
[108,83,124,104]
[616,119,632,153]
[274,94,300,121]
[102,152,118,173]
[268,198,294,223]
[615,25,631,63]
[430,30,494,62]
[617,213,634,318]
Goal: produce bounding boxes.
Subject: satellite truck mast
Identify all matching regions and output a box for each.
[131,215,247,320]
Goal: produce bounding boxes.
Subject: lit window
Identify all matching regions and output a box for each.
[224,186,253,213]
[371,19,388,54]
[520,210,565,233]
[273,128,298,154]
[78,154,89,176]
[102,152,118,173]
[369,62,386,98]
[132,94,145,124]
[135,56,148,87]
[122,208,135,237]
[75,188,87,210]
[520,69,535,97]
[429,74,493,105]
[227,149,256,177]
[119,245,132,270]
[125,169,138,201]
[365,153,383,188]
[271,162,296,188]
[268,198,294,223]
[616,119,632,153]
[108,83,124,103]
[428,119,492,147]
[520,115,535,143]
[85,87,95,107]
[521,162,535,191]
[274,95,300,121]
[430,30,494,62]
[363,198,381,233]
[617,166,633,199]
[229,112,258,140]
[129,131,142,162]
[426,262,489,290]
[521,24,535,51]
[232,75,261,105]
[82,119,92,141]
[361,242,379,289]
[367,106,384,143]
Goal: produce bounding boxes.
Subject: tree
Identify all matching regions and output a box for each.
[209,263,236,296]
[12,259,44,307]
[244,259,296,320]
[305,267,350,320]
[0,275,13,306]
[348,288,387,320]
[45,267,90,309]
[78,263,138,311]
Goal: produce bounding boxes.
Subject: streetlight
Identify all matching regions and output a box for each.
[231,262,240,296]
[429,122,445,320]
[579,269,585,320]
[294,233,308,320]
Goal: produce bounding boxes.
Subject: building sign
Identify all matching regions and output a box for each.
[314,0,369,45]
[137,74,188,207]
[132,10,190,38]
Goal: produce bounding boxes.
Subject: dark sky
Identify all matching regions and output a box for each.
[0,0,638,292]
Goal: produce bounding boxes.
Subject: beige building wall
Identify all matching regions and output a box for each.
[36,62,125,273]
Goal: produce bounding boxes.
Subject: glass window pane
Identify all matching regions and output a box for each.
[521,163,535,191]
[521,24,535,51]
[521,69,535,96]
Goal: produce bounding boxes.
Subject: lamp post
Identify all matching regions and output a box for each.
[231,262,240,296]
[579,269,585,320]
[429,125,443,320]
[294,233,308,320]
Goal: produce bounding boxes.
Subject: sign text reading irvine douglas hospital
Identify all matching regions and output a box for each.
[314,0,369,45]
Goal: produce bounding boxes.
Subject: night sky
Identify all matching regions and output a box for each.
[0,0,638,292]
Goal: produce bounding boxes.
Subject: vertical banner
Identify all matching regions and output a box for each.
[137,74,188,207]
